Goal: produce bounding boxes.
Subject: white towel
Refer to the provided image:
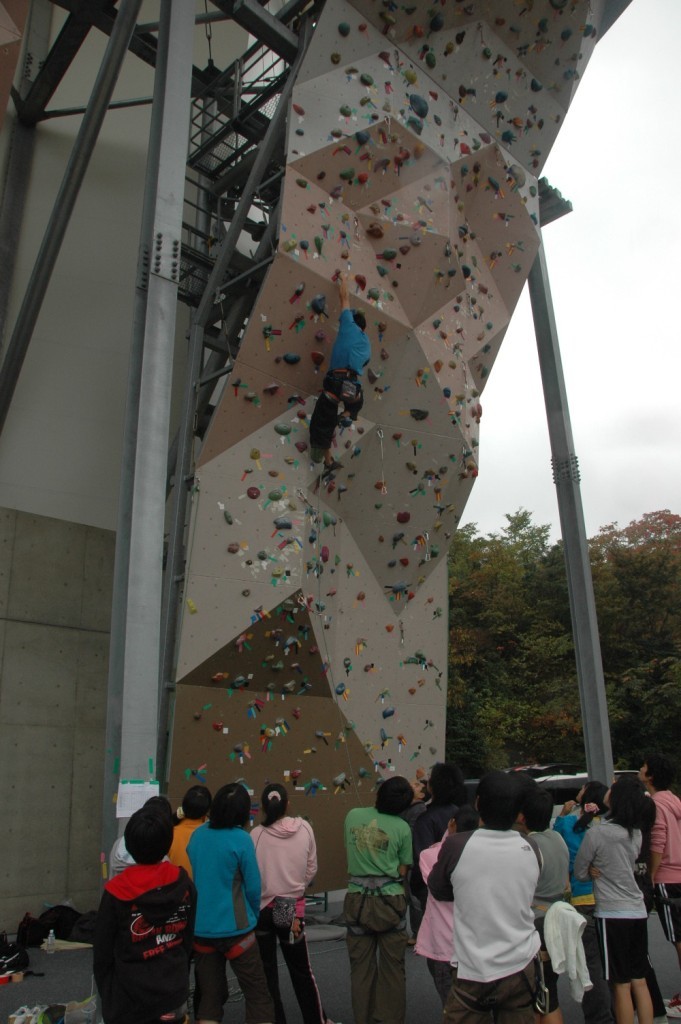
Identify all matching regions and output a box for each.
[544,901,592,1002]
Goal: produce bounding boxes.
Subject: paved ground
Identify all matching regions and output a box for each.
[2,902,679,1024]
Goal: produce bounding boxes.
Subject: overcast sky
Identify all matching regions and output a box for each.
[459,0,681,542]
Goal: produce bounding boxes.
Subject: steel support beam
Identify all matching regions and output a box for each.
[0,0,143,437]
[101,0,195,853]
[49,0,212,95]
[157,318,205,782]
[528,239,614,785]
[13,0,111,125]
[195,26,309,328]
[0,0,52,353]
[157,89,217,781]
[231,0,298,62]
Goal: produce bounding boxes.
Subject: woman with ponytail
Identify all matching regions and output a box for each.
[574,776,657,1024]
[553,781,612,1024]
[251,783,331,1024]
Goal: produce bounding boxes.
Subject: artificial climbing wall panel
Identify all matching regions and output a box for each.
[170,0,616,888]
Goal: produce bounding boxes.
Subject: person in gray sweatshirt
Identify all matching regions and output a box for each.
[574,777,656,1024]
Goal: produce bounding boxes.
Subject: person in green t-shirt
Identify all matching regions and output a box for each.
[343,776,414,1024]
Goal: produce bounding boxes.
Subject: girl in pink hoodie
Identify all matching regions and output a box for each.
[414,804,479,1006]
[251,783,331,1024]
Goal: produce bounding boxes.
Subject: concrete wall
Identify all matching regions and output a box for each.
[0,508,114,931]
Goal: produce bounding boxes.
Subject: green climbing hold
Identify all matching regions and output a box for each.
[409,94,429,119]
[339,167,355,180]
[338,21,350,36]
[360,73,374,86]
[340,104,352,117]
[425,51,436,69]
[275,423,292,435]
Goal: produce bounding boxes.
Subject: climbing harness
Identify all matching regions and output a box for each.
[344,875,407,935]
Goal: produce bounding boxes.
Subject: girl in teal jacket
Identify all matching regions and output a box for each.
[188,783,274,1024]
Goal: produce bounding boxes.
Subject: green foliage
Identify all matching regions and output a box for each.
[447,509,681,781]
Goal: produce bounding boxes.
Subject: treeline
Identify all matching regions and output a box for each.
[446,509,681,780]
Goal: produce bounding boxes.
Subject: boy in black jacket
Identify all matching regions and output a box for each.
[94,806,197,1024]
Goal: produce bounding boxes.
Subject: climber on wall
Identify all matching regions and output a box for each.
[309,271,371,477]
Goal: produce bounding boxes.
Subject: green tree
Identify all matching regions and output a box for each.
[447,510,581,775]
[447,509,681,780]
[590,510,681,774]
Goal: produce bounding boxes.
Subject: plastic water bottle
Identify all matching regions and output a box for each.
[46,928,56,954]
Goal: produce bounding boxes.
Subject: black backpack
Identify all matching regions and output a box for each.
[16,912,49,947]
[0,931,30,974]
[17,904,83,946]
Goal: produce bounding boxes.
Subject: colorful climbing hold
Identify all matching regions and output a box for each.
[409,94,429,119]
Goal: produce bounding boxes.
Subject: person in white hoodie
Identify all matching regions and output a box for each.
[251,783,330,1024]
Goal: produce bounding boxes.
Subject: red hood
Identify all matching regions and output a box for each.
[105,862,180,900]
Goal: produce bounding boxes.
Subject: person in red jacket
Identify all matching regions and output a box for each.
[94,807,196,1024]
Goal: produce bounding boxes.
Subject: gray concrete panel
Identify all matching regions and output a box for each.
[0,507,16,615]
[0,508,113,929]
[80,526,115,633]
[7,513,86,627]
[0,722,73,901]
[1,620,79,727]
[75,630,109,730]
[67,722,105,908]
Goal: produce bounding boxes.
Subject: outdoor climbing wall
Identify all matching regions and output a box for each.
[169,0,614,888]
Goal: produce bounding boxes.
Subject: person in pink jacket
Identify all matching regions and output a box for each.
[251,783,331,1024]
[640,754,681,1013]
[415,805,480,1006]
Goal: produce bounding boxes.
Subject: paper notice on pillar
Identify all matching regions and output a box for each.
[116,780,160,818]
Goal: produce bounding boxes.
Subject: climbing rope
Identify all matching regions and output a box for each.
[377,426,387,494]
